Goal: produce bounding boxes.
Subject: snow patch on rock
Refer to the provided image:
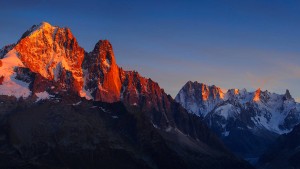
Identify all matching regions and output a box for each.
[0,50,31,98]
[35,91,52,102]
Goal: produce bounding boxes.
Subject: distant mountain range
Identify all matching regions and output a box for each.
[0,22,253,169]
[175,81,300,163]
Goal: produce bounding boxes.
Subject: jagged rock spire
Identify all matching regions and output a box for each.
[83,39,121,103]
[283,89,293,101]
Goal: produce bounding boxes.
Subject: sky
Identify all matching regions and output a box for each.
[1,0,300,101]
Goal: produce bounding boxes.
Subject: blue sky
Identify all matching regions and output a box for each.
[1,0,300,101]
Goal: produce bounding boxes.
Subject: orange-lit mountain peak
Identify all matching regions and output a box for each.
[91,40,116,66]
[13,22,85,93]
[253,88,261,102]
[15,22,84,78]
[23,22,58,41]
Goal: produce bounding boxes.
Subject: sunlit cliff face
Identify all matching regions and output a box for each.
[218,88,225,99]
[253,88,261,102]
[83,40,122,103]
[201,84,210,101]
[201,84,224,101]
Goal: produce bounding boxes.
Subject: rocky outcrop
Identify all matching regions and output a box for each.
[0,44,15,59]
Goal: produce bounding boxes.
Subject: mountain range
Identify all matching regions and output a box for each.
[1,22,299,169]
[175,81,300,163]
[0,22,253,169]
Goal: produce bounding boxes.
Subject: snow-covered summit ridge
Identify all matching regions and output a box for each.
[176,81,300,134]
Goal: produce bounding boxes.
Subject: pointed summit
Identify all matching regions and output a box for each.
[283,89,294,101]
[39,21,53,27]
[83,39,121,103]
[90,40,117,70]
[34,22,55,32]
[18,22,57,41]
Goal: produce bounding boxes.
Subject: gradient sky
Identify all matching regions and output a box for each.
[1,0,300,101]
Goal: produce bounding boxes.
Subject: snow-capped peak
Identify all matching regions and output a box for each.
[176,82,300,135]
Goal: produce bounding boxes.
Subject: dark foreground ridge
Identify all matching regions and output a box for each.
[257,124,300,169]
[0,95,253,169]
